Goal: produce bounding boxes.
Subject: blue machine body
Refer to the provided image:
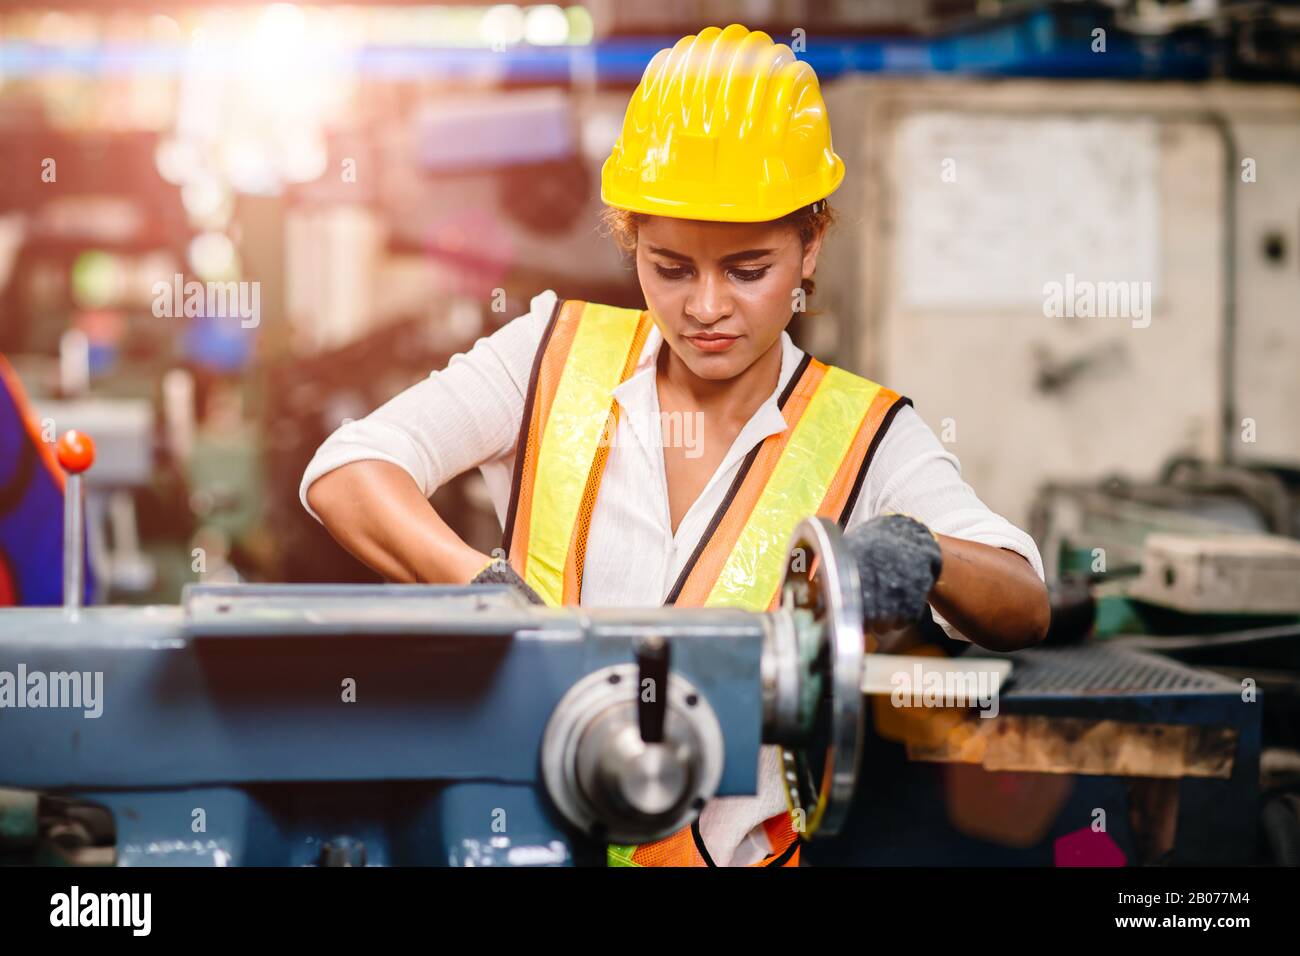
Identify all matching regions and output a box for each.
[0,585,1264,866]
[0,584,764,866]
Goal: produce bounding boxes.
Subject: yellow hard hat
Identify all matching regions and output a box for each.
[600,23,844,223]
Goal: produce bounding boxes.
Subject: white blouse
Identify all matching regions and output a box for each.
[301,287,1044,865]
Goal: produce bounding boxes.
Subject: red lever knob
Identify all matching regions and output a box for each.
[56,430,96,474]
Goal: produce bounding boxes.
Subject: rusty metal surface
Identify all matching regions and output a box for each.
[906,714,1238,778]
[879,642,1248,779]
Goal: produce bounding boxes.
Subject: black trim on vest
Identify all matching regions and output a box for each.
[663,352,813,607]
[690,819,717,867]
[692,817,798,867]
[837,395,913,530]
[501,296,565,556]
[763,835,800,867]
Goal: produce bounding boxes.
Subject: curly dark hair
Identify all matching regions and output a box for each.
[598,201,837,302]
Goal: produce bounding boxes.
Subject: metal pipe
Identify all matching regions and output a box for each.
[63,473,82,612]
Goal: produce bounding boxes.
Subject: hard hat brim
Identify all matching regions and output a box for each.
[599,155,845,224]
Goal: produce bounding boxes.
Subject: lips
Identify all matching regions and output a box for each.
[683,331,740,353]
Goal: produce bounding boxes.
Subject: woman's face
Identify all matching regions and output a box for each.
[635,214,824,382]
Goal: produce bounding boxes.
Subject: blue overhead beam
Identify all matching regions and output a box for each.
[0,11,1215,82]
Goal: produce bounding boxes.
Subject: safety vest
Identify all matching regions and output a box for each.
[502,299,909,866]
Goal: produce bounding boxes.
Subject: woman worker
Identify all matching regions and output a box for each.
[301,23,1050,868]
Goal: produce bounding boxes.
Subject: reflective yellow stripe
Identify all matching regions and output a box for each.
[604,366,880,865]
[705,367,880,611]
[607,844,641,867]
[526,302,645,606]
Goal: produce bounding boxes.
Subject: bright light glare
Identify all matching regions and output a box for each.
[567,6,595,45]
[221,137,280,196]
[181,177,231,229]
[188,232,239,280]
[71,251,122,309]
[524,5,569,46]
[482,5,526,48]
[280,133,329,184]
[155,138,204,186]
[254,4,308,54]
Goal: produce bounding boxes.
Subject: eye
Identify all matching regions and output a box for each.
[653,263,690,280]
[729,266,770,282]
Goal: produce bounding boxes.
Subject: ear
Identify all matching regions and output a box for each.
[801,224,827,280]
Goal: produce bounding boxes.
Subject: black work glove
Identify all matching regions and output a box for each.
[469,557,546,606]
[843,514,943,632]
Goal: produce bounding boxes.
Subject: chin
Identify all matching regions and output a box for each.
[675,347,750,382]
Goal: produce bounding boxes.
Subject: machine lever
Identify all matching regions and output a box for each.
[56,430,95,612]
[635,635,669,744]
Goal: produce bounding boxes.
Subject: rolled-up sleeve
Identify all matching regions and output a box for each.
[846,404,1044,641]
[299,289,556,521]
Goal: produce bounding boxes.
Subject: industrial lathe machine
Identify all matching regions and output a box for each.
[0,510,875,866]
[0,435,1263,866]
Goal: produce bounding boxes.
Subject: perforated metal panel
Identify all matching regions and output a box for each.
[999,644,1232,696]
[964,642,1248,728]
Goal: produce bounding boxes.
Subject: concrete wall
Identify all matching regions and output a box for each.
[822,78,1300,527]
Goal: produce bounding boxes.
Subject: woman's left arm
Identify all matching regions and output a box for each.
[853,404,1050,652]
[929,535,1049,651]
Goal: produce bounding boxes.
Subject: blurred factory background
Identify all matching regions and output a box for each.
[3,0,1298,597]
[0,0,1299,868]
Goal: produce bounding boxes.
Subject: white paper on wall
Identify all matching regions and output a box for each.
[894,112,1161,310]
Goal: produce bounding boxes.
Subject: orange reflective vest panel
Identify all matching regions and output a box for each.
[501,298,910,866]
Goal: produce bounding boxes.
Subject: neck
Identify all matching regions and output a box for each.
[657,332,785,425]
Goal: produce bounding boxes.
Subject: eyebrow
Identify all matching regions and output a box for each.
[646,245,776,265]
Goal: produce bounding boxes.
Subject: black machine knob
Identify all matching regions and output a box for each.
[635,635,669,745]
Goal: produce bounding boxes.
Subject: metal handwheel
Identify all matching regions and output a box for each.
[777,517,867,839]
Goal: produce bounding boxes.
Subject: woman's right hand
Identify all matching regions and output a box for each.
[468,557,546,605]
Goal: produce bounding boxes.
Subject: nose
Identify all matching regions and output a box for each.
[684,270,732,327]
